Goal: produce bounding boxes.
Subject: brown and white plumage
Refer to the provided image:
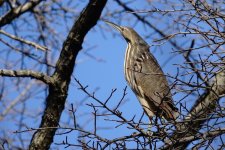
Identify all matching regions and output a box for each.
[105,21,179,121]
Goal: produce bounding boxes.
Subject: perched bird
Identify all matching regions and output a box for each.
[105,21,179,121]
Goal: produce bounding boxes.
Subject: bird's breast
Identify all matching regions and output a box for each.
[124,43,140,94]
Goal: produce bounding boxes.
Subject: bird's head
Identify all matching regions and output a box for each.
[104,21,144,44]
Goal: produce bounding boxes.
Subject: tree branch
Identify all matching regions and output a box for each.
[28,0,107,149]
[0,30,48,51]
[162,69,225,149]
[0,69,53,84]
[0,0,42,27]
[164,127,225,146]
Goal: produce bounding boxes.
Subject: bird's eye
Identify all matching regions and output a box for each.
[121,28,124,31]
[125,37,130,42]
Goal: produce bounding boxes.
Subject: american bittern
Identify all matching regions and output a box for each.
[105,21,179,121]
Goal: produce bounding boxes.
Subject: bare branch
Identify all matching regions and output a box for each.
[0,0,42,27]
[28,0,107,149]
[0,69,53,84]
[0,81,34,121]
[164,127,225,146]
[163,69,225,149]
[0,30,48,51]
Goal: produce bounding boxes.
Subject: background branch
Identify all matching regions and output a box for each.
[0,0,42,27]
[0,69,53,84]
[163,70,225,149]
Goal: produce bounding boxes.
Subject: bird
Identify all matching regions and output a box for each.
[105,21,179,121]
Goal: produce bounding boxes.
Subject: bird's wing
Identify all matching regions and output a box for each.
[133,47,178,120]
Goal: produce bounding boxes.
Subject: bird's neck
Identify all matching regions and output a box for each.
[124,41,149,82]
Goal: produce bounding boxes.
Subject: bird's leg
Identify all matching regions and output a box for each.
[147,117,154,149]
[160,117,168,134]
[147,117,153,136]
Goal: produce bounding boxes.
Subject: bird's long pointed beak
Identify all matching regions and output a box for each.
[104,20,123,33]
